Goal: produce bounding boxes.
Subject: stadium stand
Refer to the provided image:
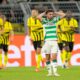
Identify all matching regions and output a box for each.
[23,2,80,32]
[0,1,80,33]
[53,1,80,13]
[0,4,24,33]
[28,2,54,12]
[0,4,24,23]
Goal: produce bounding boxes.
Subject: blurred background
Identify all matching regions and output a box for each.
[0,0,80,34]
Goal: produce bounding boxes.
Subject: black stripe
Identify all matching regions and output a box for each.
[57,33,62,41]
[33,32,37,41]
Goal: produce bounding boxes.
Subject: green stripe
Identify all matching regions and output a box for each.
[45,36,57,39]
[46,31,56,34]
[45,26,56,29]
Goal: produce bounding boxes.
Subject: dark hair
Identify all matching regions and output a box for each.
[31,8,38,11]
[45,9,54,14]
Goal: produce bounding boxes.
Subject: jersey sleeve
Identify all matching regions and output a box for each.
[27,18,31,28]
[0,18,3,26]
[74,19,78,28]
[9,22,13,31]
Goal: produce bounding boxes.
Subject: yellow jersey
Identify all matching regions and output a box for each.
[27,17,44,41]
[57,18,78,42]
[57,19,63,43]
[0,18,4,44]
[2,21,13,45]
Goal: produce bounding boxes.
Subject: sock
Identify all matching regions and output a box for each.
[67,52,71,66]
[36,54,42,69]
[4,53,8,66]
[46,61,52,75]
[61,50,67,65]
[0,53,2,67]
[52,59,58,74]
[61,51,63,63]
[41,58,45,68]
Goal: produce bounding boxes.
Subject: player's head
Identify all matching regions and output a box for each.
[31,8,39,17]
[66,10,72,19]
[2,15,6,22]
[45,9,54,19]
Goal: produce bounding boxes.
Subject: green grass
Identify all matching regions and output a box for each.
[0,66,79,80]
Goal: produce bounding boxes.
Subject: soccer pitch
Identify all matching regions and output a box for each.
[0,66,79,80]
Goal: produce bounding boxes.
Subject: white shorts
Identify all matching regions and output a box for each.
[41,40,58,54]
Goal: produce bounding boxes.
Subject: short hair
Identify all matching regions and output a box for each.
[31,8,38,11]
[45,9,54,14]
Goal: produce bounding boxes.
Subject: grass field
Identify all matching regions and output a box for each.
[0,66,79,80]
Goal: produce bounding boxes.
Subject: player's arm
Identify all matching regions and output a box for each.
[54,11,66,19]
[70,19,78,32]
[27,18,31,36]
[9,30,14,42]
[8,22,14,42]
[37,12,45,21]
[0,25,4,34]
[56,20,63,32]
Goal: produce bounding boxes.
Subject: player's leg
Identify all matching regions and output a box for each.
[67,42,74,67]
[33,41,43,72]
[36,41,45,72]
[58,43,63,64]
[36,48,42,72]
[62,42,70,68]
[51,41,60,76]
[45,54,52,76]
[37,41,44,68]
[58,42,67,68]
[2,44,8,67]
[42,41,52,76]
[33,41,39,71]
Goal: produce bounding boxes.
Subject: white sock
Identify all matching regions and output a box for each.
[47,64,52,75]
[51,62,58,74]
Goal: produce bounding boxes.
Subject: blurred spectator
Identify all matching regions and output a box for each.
[9,9,16,23]
[58,0,70,1]
[0,0,3,4]
[0,12,5,19]
[30,0,48,2]
[0,0,8,4]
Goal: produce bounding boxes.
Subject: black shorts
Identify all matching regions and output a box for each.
[0,44,8,52]
[58,41,74,52]
[68,42,74,52]
[33,41,42,50]
[58,43,63,51]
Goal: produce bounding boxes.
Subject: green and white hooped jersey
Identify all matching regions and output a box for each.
[42,16,60,41]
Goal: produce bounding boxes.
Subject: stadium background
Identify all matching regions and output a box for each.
[0,0,80,67]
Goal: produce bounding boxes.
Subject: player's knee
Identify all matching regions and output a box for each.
[52,54,57,60]
[37,48,41,54]
[46,54,50,61]
[64,46,69,52]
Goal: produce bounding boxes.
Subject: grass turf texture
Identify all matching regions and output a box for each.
[0,66,79,80]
